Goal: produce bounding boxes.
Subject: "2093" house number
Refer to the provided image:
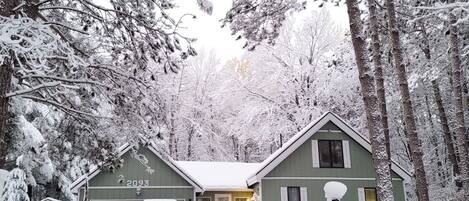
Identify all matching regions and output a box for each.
[126,179,150,187]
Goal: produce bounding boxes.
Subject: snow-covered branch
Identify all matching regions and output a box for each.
[5,82,61,98]
[22,75,107,87]
[415,2,469,10]
[45,22,89,35]
[39,6,103,20]
[20,95,110,119]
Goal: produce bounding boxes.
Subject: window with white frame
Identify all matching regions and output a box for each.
[312,139,351,168]
[281,186,308,201]
[288,187,301,201]
[358,187,377,201]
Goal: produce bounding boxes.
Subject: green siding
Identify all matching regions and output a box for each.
[262,122,406,200]
[89,147,191,187]
[79,146,195,200]
[266,129,401,179]
[261,179,405,201]
[81,188,193,200]
[197,191,253,201]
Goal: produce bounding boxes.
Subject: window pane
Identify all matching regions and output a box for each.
[331,141,344,168]
[287,187,301,201]
[318,141,332,167]
[365,188,377,201]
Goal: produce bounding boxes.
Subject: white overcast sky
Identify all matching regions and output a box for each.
[169,0,349,62]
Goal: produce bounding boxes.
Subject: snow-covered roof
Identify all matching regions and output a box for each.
[247,112,412,185]
[176,161,260,191]
[41,198,61,201]
[0,169,9,193]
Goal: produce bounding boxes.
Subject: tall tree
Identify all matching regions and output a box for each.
[0,0,21,169]
[432,80,460,180]
[385,0,430,199]
[447,1,469,197]
[367,0,391,163]
[345,0,394,200]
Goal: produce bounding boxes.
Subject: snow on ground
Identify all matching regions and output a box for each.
[176,161,260,190]
[0,169,9,193]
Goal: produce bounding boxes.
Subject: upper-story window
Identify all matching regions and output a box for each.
[318,140,344,168]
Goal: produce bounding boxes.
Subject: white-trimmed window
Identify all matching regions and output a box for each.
[312,139,351,168]
[280,187,307,201]
[358,187,377,201]
[215,194,231,201]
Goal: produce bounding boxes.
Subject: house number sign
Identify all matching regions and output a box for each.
[126,179,150,187]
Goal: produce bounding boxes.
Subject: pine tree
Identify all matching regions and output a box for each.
[345,0,394,200]
[384,0,430,199]
[1,168,30,201]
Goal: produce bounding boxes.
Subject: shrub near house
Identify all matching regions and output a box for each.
[70,112,410,201]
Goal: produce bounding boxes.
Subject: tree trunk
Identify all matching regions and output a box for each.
[232,135,240,161]
[0,53,13,169]
[463,80,469,117]
[345,0,394,200]
[448,4,469,197]
[432,81,460,175]
[243,145,249,162]
[424,91,447,187]
[0,0,17,170]
[384,0,430,199]
[279,134,283,147]
[186,124,194,159]
[168,111,176,157]
[367,0,391,164]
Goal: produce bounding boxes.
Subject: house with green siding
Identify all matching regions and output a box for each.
[70,112,411,201]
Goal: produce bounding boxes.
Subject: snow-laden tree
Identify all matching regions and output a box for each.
[1,168,30,201]
[0,0,199,166]
[0,0,208,200]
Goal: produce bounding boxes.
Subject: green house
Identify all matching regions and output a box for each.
[70,112,410,201]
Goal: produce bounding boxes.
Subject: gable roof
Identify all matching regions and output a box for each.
[69,141,204,193]
[176,161,260,191]
[246,112,412,185]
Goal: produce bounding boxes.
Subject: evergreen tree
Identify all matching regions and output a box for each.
[1,168,30,201]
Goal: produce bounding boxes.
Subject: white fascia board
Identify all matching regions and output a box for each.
[248,113,332,183]
[147,142,204,192]
[70,143,132,192]
[246,175,258,186]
